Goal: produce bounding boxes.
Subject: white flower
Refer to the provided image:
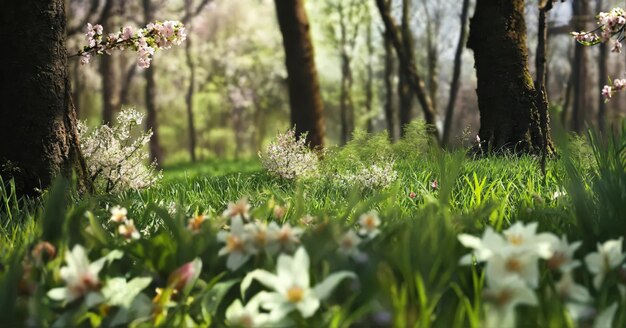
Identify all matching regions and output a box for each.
[585,238,625,289]
[187,214,207,233]
[118,220,141,240]
[338,230,362,258]
[485,252,541,288]
[482,276,538,328]
[358,211,381,238]
[259,128,319,180]
[555,272,592,304]
[501,222,559,259]
[217,217,257,271]
[267,222,303,254]
[109,206,127,223]
[47,245,105,303]
[225,295,270,328]
[593,303,618,328]
[458,227,505,264]
[241,247,356,322]
[547,235,582,273]
[245,220,274,250]
[222,198,251,221]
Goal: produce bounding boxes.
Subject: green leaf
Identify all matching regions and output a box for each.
[203,279,239,315]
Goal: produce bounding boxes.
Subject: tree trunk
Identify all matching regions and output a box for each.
[99,0,117,125]
[571,0,589,133]
[184,0,197,162]
[375,0,439,140]
[274,0,325,149]
[384,35,398,142]
[442,0,470,146]
[398,0,414,137]
[365,19,374,134]
[0,0,90,196]
[468,0,547,153]
[596,0,607,133]
[143,0,164,167]
[424,3,439,115]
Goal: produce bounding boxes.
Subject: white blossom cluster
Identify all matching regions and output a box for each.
[79,108,161,193]
[459,222,625,327]
[333,160,398,190]
[217,198,305,271]
[259,128,319,180]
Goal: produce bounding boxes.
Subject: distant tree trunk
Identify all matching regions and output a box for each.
[468,0,548,153]
[274,0,325,149]
[442,0,470,146]
[571,0,589,133]
[0,0,90,196]
[119,63,137,107]
[72,59,83,116]
[365,19,374,133]
[424,3,439,115]
[375,0,439,141]
[398,0,414,136]
[99,0,117,124]
[184,0,197,162]
[596,0,607,133]
[339,2,355,145]
[143,0,164,166]
[384,35,398,142]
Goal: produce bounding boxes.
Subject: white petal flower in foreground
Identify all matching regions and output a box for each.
[47,245,106,303]
[109,206,127,223]
[241,247,356,322]
[555,272,592,304]
[222,198,251,221]
[217,217,257,271]
[225,295,270,328]
[358,211,381,238]
[482,276,538,328]
[547,235,582,273]
[593,302,618,328]
[458,227,506,265]
[267,222,303,254]
[118,219,141,240]
[485,252,540,288]
[501,222,559,259]
[585,238,625,289]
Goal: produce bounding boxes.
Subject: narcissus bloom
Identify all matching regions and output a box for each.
[222,198,251,221]
[47,245,105,303]
[217,217,257,271]
[358,211,381,238]
[483,276,538,328]
[225,295,270,328]
[118,219,141,240]
[109,206,127,223]
[241,247,356,322]
[585,238,625,289]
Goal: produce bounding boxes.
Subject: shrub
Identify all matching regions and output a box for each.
[259,128,319,180]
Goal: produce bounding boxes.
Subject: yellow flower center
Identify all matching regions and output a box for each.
[364,216,376,229]
[227,235,244,252]
[505,258,523,272]
[507,234,524,246]
[286,286,304,303]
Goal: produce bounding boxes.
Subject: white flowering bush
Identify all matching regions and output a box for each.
[259,128,319,180]
[79,108,161,193]
[333,159,398,189]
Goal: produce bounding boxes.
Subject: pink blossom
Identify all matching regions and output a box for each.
[80,53,91,65]
[611,40,623,53]
[602,85,613,99]
[122,26,134,41]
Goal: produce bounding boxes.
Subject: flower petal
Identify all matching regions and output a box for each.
[241,269,279,297]
[313,271,356,300]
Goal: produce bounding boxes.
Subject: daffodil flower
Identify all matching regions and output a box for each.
[225,294,270,328]
[547,235,582,273]
[109,206,127,223]
[358,211,381,238]
[483,276,538,328]
[585,238,625,289]
[223,198,251,221]
[47,245,106,304]
[501,222,559,259]
[218,216,258,271]
[338,230,362,259]
[241,247,356,322]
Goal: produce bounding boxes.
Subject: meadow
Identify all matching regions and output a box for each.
[1,124,625,327]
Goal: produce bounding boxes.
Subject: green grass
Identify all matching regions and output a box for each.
[1,124,625,327]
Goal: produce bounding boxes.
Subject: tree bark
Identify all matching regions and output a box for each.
[375,0,439,140]
[571,0,589,133]
[468,0,547,153]
[274,0,325,149]
[365,18,374,134]
[442,0,470,146]
[384,34,398,142]
[99,0,117,125]
[143,0,164,167]
[596,0,607,133]
[0,0,90,196]
[184,0,197,162]
[398,0,414,137]
[338,2,355,145]
[424,2,439,115]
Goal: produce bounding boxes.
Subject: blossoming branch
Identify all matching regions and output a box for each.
[74,20,187,68]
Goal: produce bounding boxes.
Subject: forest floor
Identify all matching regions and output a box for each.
[1,128,625,327]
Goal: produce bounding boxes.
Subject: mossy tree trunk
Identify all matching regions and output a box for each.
[274,0,325,149]
[468,0,551,153]
[0,0,90,196]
